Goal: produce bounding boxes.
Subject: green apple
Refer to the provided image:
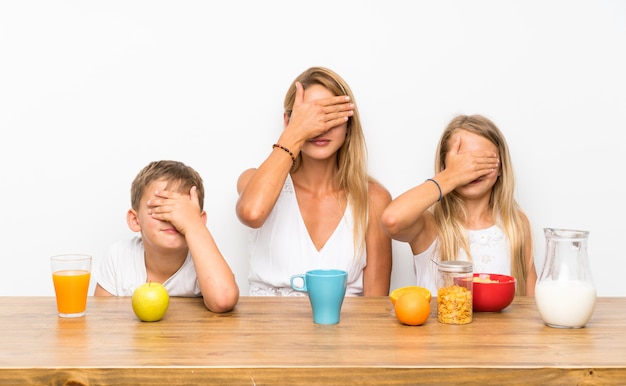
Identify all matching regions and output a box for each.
[131,282,170,322]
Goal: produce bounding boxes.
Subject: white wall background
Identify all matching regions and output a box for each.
[1,0,625,297]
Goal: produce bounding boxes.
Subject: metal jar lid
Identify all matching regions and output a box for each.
[437,260,473,273]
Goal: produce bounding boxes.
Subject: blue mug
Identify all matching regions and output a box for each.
[290,269,348,324]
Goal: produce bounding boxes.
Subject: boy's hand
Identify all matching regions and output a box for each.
[147,186,204,235]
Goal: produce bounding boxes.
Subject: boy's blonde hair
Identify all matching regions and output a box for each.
[130,160,205,211]
[433,115,531,295]
[283,67,370,256]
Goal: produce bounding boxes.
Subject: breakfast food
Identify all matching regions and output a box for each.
[389,286,432,306]
[437,285,472,324]
[394,292,430,326]
[473,276,500,283]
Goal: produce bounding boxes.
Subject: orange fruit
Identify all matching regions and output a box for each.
[394,292,431,326]
[389,286,432,306]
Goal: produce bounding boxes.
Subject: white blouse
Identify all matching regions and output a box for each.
[413,225,511,295]
[247,174,366,296]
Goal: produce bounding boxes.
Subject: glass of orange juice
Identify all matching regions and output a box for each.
[50,254,92,318]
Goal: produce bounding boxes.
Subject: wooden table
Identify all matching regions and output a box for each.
[1,296,625,385]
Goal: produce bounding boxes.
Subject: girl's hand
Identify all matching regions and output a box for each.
[445,136,500,187]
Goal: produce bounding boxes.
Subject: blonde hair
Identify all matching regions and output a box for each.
[283,67,369,256]
[433,115,530,294]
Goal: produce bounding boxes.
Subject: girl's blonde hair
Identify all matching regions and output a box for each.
[433,115,530,294]
[283,67,369,257]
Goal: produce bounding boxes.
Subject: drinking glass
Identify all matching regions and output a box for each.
[51,254,92,318]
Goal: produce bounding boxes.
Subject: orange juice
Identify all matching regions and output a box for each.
[52,270,91,315]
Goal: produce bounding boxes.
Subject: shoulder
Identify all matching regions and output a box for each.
[367,179,391,205]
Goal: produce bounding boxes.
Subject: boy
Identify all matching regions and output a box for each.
[95,160,239,312]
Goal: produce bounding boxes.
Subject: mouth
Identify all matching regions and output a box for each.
[162,228,180,235]
[308,138,330,146]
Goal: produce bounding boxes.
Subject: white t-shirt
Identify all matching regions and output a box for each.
[414,225,511,295]
[96,236,201,297]
[247,174,366,296]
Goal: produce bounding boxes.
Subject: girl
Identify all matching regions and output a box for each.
[382,114,536,295]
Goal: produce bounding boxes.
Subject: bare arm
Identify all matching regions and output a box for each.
[94,284,113,296]
[236,82,354,228]
[148,187,239,313]
[362,181,393,296]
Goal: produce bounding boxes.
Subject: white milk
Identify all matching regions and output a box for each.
[535,280,596,328]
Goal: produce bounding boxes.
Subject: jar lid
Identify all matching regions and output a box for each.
[437,260,473,273]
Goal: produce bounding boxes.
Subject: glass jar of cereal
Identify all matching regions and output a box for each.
[437,260,473,325]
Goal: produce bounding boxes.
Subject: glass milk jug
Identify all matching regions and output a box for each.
[535,228,596,328]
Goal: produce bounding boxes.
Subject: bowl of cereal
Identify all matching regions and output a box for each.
[472,273,516,312]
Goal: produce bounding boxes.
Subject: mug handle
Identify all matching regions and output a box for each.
[290,274,307,292]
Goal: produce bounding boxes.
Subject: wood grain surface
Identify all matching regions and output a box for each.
[1,296,625,385]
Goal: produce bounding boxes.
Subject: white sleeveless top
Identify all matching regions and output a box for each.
[247,174,366,296]
[413,225,511,295]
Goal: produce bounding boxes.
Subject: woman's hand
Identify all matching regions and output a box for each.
[284,81,354,143]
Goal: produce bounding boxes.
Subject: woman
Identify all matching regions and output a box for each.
[236,67,392,296]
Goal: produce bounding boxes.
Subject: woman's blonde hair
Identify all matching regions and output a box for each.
[433,115,530,294]
[283,67,369,256]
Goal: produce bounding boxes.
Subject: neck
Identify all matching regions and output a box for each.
[143,249,187,283]
[292,157,340,196]
[464,198,494,230]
